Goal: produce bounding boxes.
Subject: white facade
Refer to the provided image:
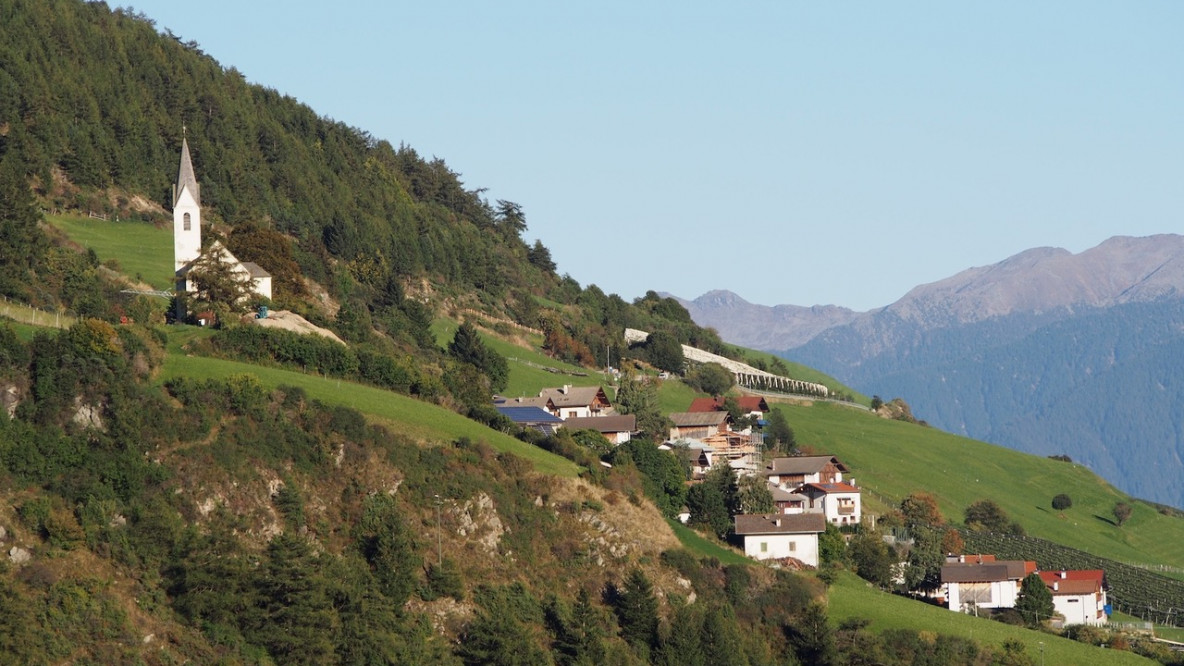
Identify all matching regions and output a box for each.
[741,532,820,567]
[801,483,862,525]
[1052,592,1106,626]
[173,139,202,272]
[172,138,271,309]
[945,579,1021,612]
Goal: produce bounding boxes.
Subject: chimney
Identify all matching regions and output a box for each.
[1060,571,1067,579]
[773,518,782,527]
[561,384,571,394]
[1053,582,1059,591]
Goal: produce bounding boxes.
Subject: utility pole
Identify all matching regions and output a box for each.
[434,494,443,565]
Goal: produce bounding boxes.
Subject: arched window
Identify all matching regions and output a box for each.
[183,212,191,231]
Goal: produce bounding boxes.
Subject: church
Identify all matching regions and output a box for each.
[171,138,272,308]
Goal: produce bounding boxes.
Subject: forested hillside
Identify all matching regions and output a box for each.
[0,0,748,381]
[4,2,1183,664]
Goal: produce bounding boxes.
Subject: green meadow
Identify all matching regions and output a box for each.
[828,572,1154,665]
[46,214,173,289]
[779,400,1184,570]
[160,327,580,478]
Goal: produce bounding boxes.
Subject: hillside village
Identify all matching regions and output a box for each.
[495,377,1123,632]
[4,3,1184,664]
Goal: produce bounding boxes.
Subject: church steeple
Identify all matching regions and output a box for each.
[173,136,202,273]
[173,136,200,208]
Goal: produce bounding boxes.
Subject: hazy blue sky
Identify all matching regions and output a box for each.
[128,1,1183,311]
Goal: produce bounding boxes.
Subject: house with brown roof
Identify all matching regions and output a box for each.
[560,415,637,445]
[495,385,613,420]
[1038,570,1109,626]
[539,385,612,419]
[764,455,849,490]
[668,411,731,441]
[941,555,1037,614]
[687,396,770,419]
[733,513,827,566]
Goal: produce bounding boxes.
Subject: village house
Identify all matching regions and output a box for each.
[560,414,637,445]
[764,455,848,490]
[668,411,731,441]
[941,555,1037,614]
[769,485,807,514]
[687,396,770,420]
[494,385,612,420]
[1038,570,1110,626]
[733,513,827,567]
[494,405,564,436]
[799,482,862,525]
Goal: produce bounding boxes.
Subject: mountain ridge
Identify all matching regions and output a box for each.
[679,234,1184,508]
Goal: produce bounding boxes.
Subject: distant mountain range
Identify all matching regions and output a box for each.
[678,235,1184,509]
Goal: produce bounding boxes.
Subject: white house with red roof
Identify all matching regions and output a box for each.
[1039,570,1109,626]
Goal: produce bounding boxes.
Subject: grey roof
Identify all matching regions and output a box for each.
[495,406,563,424]
[562,415,636,433]
[733,513,826,536]
[240,261,271,278]
[669,411,730,428]
[940,561,1029,584]
[174,137,200,208]
[768,484,806,503]
[764,455,848,476]
[494,396,552,409]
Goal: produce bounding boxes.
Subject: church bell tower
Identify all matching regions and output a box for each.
[173,136,202,273]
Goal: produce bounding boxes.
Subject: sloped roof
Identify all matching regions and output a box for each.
[494,396,553,410]
[941,560,1032,583]
[540,386,608,408]
[669,411,730,427]
[764,455,848,476]
[800,482,860,495]
[562,415,636,433]
[768,484,806,503]
[495,406,563,424]
[734,512,826,536]
[688,396,769,413]
[174,137,200,207]
[1038,570,1106,594]
[240,261,271,278]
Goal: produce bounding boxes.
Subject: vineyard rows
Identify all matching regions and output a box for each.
[961,531,1184,627]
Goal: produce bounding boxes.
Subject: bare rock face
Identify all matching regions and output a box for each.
[455,492,507,556]
[9,546,31,564]
[2,383,20,418]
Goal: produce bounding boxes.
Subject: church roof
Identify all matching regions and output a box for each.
[174,138,200,208]
[240,262,271,278]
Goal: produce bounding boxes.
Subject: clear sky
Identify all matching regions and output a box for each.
[127,1,1183,311]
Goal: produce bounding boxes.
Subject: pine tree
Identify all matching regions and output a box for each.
[1015,572,1055,627]
[612,569,659,658]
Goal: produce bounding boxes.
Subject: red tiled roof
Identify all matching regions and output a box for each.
[801,482,860,494]
[687,396,769,413]
[1038,570,1106,594]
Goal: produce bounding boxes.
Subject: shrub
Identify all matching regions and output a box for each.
[1052,494,1073,511]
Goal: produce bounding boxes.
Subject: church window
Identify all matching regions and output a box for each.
[183,212,191,231]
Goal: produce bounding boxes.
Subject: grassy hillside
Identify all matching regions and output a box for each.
[46,214,172,289]
[828,572,1155,665]
[776,399,1184,570]
[161,327,581,478]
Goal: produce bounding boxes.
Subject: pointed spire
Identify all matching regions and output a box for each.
[174,137,200,208]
